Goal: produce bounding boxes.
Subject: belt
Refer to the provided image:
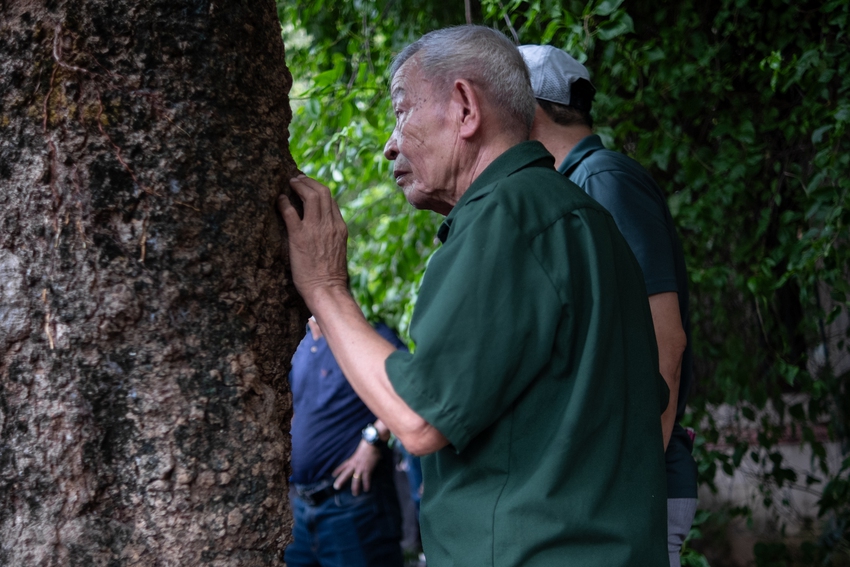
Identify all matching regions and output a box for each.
[294,478,338,507]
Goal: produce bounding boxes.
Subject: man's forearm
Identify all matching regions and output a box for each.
[648,292,687,451]
[660,373,680,450]
[309,285,449,455]
[279,175,447,455]
[373,420,391,442]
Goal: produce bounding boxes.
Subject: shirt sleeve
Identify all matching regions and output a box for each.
[582,169,679,296]
[385,196,562,453]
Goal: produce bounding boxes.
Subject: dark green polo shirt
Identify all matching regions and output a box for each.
[386,141,668,567]
[560,134,697,499]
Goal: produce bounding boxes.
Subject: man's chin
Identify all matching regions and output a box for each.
[401,185,422,207]
[402,185,451,216]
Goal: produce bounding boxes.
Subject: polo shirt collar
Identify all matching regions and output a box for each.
[557,134,604,176]
[437,141,554,242]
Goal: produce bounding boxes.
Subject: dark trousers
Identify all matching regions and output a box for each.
[284,473,404,567]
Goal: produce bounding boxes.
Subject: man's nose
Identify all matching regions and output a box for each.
[383,133,399,161]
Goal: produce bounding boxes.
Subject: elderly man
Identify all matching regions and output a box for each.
[279,25,667,566]
[518,45,699,567]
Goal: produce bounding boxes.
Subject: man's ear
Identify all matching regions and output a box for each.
[450,78,482,140]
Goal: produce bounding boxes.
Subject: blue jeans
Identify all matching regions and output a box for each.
[285,475,404,567]
[396,443,423,516]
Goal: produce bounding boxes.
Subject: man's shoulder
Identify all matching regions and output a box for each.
[489,163,609,222]
[444,165,619,257]
[572,146,658,187]
[570,146,669,216]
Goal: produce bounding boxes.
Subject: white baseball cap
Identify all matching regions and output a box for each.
[518,44,594,107]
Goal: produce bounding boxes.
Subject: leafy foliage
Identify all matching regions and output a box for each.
[278,0,850,561]
[276,1,464,333]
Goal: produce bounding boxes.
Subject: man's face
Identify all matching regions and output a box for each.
[383,56,459,215]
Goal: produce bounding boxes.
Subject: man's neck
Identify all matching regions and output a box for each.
[530,114,592,170]
[437,134,525,216]
[463,137,520,190]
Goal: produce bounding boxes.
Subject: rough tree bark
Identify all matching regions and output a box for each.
[0,0,305,565]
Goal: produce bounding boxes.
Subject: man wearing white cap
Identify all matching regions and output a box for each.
[519,44,699,567]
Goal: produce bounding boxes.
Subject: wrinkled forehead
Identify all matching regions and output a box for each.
[390,58,417,99]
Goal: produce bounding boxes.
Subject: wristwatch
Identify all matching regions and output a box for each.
[361,423,385,446]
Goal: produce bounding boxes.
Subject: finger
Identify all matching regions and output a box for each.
[290,175,332,205]
[288,174,313,195]
[277,194,302,227]
[330,197,346,225]
[294,176,338,220]
[332,468,352,490]
[361,471,371,493]
[286,177,311,204]
[293,175,332,194]
[288,177,322,221]
[350,473,361,496]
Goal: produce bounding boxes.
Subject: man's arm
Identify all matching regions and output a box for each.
[582,170,687,449]
[278,176,449,456]
[648,292,687,450]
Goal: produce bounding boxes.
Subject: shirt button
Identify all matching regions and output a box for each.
[310,346,317,353]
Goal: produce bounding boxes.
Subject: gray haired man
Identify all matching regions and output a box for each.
[519,44,699,567]
[279,26,668,566]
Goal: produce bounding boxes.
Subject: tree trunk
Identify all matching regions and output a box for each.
[0,1,304,565]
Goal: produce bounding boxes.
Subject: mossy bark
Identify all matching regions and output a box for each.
[0,1,304,565]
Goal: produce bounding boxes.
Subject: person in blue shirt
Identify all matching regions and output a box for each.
[285,316,406,567]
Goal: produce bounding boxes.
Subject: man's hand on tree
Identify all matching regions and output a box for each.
[278,175,350,307]
[332,440,382,496]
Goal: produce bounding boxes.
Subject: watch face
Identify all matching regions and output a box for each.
[362,425,379,444]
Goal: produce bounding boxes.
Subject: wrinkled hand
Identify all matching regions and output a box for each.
[332,440,382,496]
[277,176,349,307]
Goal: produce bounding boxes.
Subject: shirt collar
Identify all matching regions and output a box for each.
[557,134,604,176]
[437,141,554,242]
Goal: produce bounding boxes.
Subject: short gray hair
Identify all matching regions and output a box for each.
[390,25,536,135]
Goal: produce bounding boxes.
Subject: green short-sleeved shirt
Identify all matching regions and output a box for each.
[560,135,698,499]
[386,141,668,567]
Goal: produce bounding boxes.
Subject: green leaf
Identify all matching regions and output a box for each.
[644,47,665,63]
[312,68,339,88]
[338,101,353,128]
[595,12,634,41]
[541,19,562,44]
[594,0,625,17]
[811,124,833,144]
